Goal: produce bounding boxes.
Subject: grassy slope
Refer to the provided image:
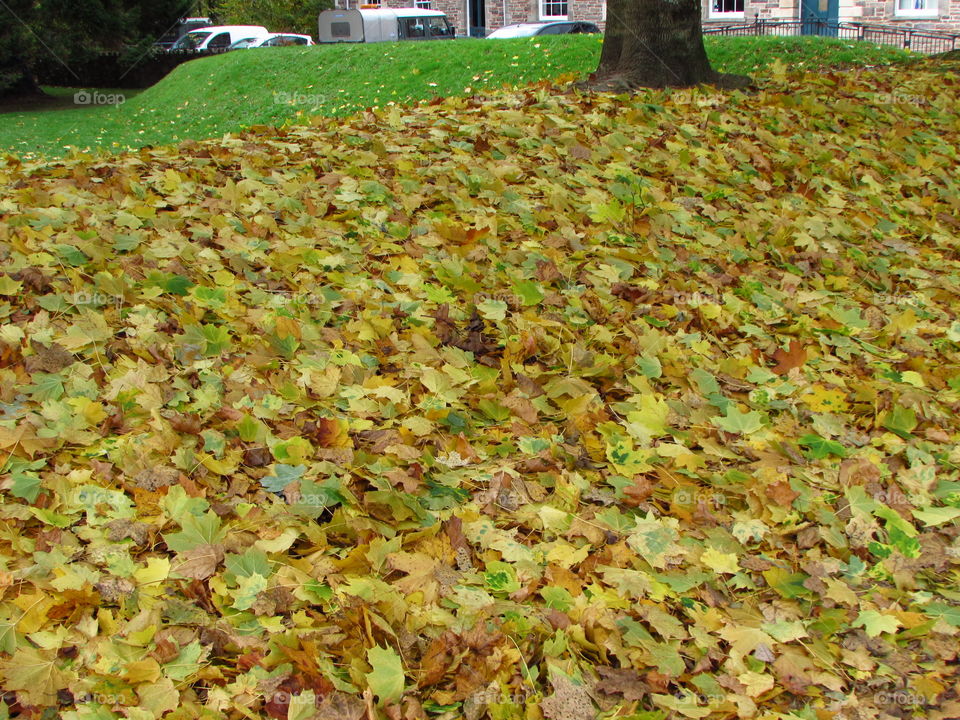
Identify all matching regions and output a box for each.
[0,35,912,159]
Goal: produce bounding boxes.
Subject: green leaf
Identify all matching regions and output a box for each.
[293,475,345,518]
[512,279,544,306]
[163,640,205,681]
[882,405,917,438]
[483,561,521,595]
[231,573,268,610]
[636,355,662,379]
[798,433,846,459]
[924,603,960,627]
[713,406,765,435]
[365,645,405,705]
[24,372,65,402]
[477,299,507,322]
[200,324,233,356]
[912,506,960,526]
[260,464,305,494]
[147,272,193,296]
[3,457,47,503]
[163,511,224,552]
[540,585,575,612]
[54,244,90,266]
[853,610,902,637]
[225,548,272,579]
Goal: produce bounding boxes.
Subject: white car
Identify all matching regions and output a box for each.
[486,21,600,38]
[229,33,315,49]
[170,25,270,51]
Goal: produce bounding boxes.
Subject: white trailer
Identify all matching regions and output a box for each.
[318,7,456,43]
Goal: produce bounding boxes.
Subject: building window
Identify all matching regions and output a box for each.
[540,0,568,19]
[710,0,745,16]
[414,0,431,7]
[895,0,938,16]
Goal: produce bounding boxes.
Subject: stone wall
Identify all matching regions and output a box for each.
[700,0,960,31]
[351,0,960,35]
[570,0,607,25]
[854,0,960,31]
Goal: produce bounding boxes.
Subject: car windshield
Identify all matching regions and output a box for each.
[172,31,212,50]
[486,24,546,38]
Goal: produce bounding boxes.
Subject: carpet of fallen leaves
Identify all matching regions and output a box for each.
[1,57,960,720]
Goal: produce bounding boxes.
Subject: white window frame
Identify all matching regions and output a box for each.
[709,0,745,19]
[414,0,431,7]
[894,0,938,17]
[539,0,568,20]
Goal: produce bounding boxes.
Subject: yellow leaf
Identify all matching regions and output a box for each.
[0,646,70,706]
[123,658,162,683]
[737,670,774,698]
[700,547,740,575]
[0,275,23,295]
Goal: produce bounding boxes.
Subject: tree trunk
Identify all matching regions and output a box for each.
[591,0,743,90]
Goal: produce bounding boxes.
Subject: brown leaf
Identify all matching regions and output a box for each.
[444,516,469,553]
[623,475,656,506]
[594,667,647,701]
[25,341,74,373]
[569,144,592,160]
[418,632,456,688]
[173,543,224,580]
[838,457,881,487]
[541,674,595,720]
[611,283,647,303]
[765,480,800,507]
[132,466,179,491]
[243,446,272,467]
[313,691,366,720]
[771,340,807,375]
[169,413,202,434]
[646,670,671,693]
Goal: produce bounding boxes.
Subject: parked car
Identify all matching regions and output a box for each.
[486,21,600,38]
[155,17,213,50]
[170,25,270,51]
[229,33,315,49]
[318,8,455,43]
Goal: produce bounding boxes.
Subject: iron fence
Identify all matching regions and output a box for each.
[703,19,960,54]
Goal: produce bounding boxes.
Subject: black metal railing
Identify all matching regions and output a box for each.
[704,19,960,54]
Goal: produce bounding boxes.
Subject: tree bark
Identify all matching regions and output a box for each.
[591,0,747,90]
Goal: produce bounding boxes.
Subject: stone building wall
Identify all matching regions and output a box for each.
[338,0,960,35]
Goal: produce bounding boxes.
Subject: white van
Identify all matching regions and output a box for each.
[171,25,270,51]
[318,8,455,43]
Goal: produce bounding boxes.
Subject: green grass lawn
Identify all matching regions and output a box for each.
[0,35,913,159]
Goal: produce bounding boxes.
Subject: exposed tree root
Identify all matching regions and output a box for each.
[581,70,753,93]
